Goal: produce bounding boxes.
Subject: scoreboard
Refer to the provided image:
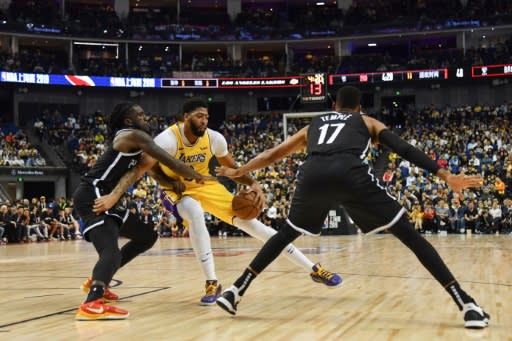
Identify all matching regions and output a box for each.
[472,64,512,78]
[1,65,511,89]
[161,78,218,88]
[329,68,449,85]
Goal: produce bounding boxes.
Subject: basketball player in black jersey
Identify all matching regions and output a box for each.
[73,102,209,320]
[215,86,489,329]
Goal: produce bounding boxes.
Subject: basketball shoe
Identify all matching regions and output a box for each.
[216,286,241,315]
[81,278,119,302]
[75,299,129,320]
[200,280,222,306]
[310,263,342,287]
[462,302,490,329]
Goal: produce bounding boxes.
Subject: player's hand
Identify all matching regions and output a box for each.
[168,179,186,196]
[249,182,266,211]
[194,174,216,184]
[445,174,484,197]
[215,166,240,178]
[93,194,118,214]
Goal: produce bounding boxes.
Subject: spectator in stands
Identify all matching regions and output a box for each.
[435,199,450,233]
[449,199,466,234]
[14,205,27,242]
[27,207,49,241]
[489,200,503,233]
[155,207,174,237]
[422,202,437,233]
[409,202,423,231]
[0,204,14,243]
[478,209,493,234]
[464,201,480,233]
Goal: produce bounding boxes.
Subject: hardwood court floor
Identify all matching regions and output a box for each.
[0,234,511,341]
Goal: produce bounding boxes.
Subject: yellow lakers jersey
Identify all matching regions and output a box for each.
[159,123,213,190]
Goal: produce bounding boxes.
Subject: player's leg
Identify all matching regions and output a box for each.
[389,215,489,328]
[200,182,339,283]
[118,213,158,268]
[234,217,333,279]
[345,176,489,329]
[217,184,342,315]
[76,216,129,320]
[216,223,302,315]
[86,218,122,301]
[175,195,221,305]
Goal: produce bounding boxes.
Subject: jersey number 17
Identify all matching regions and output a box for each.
[317,123,345,145]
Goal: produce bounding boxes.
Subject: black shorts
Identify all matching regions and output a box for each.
[73,183,140,242]
[287,155,406,235]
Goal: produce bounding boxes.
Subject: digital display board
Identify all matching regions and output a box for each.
[3,66,504,90]
[329,68,449,85]
[160,78,218,88]
[218,77,301,88]
[301,73,327,103]
[448,67,467,79]
[472,64,512,78]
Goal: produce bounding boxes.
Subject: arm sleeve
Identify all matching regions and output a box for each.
[378,129,440,174]
[209,130,229,157]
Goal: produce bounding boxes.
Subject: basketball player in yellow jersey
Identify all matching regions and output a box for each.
[152,98,342,305]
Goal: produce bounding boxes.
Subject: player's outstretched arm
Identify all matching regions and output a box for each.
[217,152,266,209]
[93,153,156,214]
[436,169,483,197]
[125,130,213,183]
[215,126,309,179]
[148,163,185,196]
[362,115,484,196]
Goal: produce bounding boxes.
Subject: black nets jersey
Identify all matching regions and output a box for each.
[306,111,372,160]
[81,129,142,193]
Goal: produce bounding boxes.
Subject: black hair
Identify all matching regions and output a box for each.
[107,102,139,139]
[182,97,208,115]
[335,86,362,110]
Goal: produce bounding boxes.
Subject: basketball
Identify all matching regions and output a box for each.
[232,190,261,220]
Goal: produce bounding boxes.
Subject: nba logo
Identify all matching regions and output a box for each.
[481,67,488,76]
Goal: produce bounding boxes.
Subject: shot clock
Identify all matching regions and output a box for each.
[301,73,327,103]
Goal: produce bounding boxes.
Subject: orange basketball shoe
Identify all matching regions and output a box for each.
[75,299,129,320]
[81,278,119,302]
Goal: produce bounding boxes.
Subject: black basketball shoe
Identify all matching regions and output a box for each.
[216,286,241,315]
[462,302,490,329]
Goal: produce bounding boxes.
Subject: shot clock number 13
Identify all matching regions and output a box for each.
[302,73,327,103]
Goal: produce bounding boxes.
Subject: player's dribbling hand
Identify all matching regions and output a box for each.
[193,174,216,184]
[215,166,240,178]
[445,174,484,198]
[93,194,118,214]
[249,182,266,211]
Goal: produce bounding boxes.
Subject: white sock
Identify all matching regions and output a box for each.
[177,197,217,281]
[233,217,314,272]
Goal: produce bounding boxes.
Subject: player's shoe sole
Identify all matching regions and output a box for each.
[75,299,129,320]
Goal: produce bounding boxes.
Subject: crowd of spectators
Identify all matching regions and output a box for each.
[1,1,512,78]
[1,100,511,245]
[0,124,46,167]
[1,0,511,41]
[1,33,511,78]
[379,103,512,234]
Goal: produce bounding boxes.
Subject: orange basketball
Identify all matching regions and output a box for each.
[232,190,261,220]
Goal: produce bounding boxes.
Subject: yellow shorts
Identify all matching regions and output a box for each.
[163,182,235,225]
